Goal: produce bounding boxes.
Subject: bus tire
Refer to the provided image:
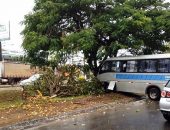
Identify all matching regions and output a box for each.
[147,87,160,101]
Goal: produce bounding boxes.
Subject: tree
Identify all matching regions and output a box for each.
[115,0,170,55]
[22,0,170,76]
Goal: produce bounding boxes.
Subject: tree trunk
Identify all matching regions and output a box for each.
[92,67,99,77]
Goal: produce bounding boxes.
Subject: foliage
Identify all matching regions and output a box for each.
[165,42,170,53]
[78,77,104,95]
[22,0,170,76]
[23,65,104,97]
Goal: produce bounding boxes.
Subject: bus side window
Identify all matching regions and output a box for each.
[138,60,145,72]
[139,60,156,73]
[100,61,113,73]
[100,61,121,73]
[101,61,109,72]
[116,61,121,72]
[110,61,115,72]
[119,61,127,72]
[123,63,126,72]
[145,60,156,72]
[158,59,170,73]
[126,61,138,72]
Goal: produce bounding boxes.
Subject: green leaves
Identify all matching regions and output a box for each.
[63,29,96,52]
[23,32,48,51]
[22,0,170,75]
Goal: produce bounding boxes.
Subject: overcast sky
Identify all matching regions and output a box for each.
[0,0,169,52]
[0,0,34,52]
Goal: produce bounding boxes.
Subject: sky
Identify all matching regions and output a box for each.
[0,0,34,52]
[0,0,169,52]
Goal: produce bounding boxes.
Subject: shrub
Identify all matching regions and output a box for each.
[23,65,104,98]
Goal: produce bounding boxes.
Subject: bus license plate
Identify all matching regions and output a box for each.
[108,81,116,90]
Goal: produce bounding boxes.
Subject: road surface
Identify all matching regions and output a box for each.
[27,100,170,130]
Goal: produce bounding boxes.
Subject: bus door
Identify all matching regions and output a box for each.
[116,60,137,93]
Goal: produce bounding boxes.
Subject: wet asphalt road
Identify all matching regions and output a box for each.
[28,100,170,130]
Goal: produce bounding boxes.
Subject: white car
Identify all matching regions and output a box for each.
[159,80,170,121]
[19,74,41,86]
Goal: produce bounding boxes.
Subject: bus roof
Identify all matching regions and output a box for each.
[107,53,170,61]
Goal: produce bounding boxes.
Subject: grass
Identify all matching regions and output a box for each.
[0,90,24,110]
[0,89,87,109]
[0,89,123,110]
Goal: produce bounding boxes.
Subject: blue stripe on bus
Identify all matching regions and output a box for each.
[115,74,170,81]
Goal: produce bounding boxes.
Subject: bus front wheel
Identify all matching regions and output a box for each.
[147,87,160,101]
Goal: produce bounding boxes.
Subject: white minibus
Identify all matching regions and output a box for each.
[97,54,170,100]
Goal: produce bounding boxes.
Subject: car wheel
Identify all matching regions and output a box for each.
[148,87,160,101]
[163,114,170,121]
